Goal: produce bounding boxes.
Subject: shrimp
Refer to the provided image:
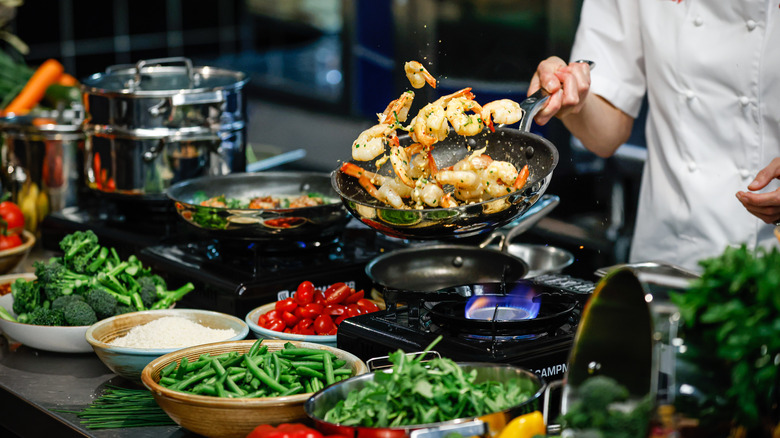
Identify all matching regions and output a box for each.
[352,123,396,161]
[412,180,457,208]
[446,97,484,136]
[389,144,415,187]
[433,87,476,107]
[482,99,523,132]
[484,160,519,198]
[378,91,415,125]
[411,103,448,148]
[200,196,227,207]
[453,148,493,172]
[436,169,482,191]
[404,61,437,89]
[340,162,408,208]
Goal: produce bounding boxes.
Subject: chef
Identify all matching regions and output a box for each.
[529,0,780,272]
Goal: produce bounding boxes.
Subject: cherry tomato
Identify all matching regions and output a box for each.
[324,283,351,305]
[256,314,269,327]
[343,289,364,304]
[275,297,298,313]
[293,318,315,335]
[300,303,324,319]
[334,314,349,325]
[263,309,280,322]
[313,314,336,335]
[0,233,22,251]
[295,281,315,306]
[324,304,346,316]
[267,319,286,332]
[0,200,24,236]
[314,292,326,306]
[357,299,380,313]
[281,311,299,327]
[293,306,307,320]
[346,304,362,317]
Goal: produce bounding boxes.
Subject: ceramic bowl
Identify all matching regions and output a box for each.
[245,302,336,347]
[0,230,35,275]
[0,273,94,353]
[86,308,249,382]
[141,339,368,438]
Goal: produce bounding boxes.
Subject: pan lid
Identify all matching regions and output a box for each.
[81,57,248,97]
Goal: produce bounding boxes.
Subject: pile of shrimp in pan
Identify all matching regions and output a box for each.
[341,60,529,210]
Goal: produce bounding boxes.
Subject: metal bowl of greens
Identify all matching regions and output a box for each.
[166,171,350,240]
[304,349,546,438]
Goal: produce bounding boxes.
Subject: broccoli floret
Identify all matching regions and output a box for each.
[11,278,42,315]
[151,282,195,310]
[578,375,630,411]
[85,288,117,320]
[27,306,66,326]
[34,258,96,301]
[113,304,135,316]
[63,300,97,326]
[137,276,159,308]
[51,294,85,312]
[71,244,101,274]
[59,230,100,267]
[84,247,109,274]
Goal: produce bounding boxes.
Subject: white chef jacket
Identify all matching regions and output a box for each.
[569,0,780,272]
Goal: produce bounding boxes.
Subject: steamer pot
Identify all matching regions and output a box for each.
[80,57,248,198]
[0,110,86,231]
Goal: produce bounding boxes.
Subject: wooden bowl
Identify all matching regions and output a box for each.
[141,339,368,438]
[0,230,35,275]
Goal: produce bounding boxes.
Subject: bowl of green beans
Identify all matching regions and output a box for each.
[140,338,368,438]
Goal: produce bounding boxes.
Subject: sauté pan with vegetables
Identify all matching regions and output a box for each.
[0,230,195,326]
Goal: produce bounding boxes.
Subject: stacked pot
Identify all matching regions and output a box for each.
[80,57,248,199]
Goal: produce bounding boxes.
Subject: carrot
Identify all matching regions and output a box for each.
[2,59,64,116]
[57,73,78,87]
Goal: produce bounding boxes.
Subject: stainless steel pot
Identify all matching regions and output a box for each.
[0,110,86,232]
[81,57,248,198]
[305,362,546,438]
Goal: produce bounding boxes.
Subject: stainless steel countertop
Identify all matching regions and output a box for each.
[0,335,194,437]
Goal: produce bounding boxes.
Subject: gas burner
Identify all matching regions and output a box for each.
[428,293,578,338]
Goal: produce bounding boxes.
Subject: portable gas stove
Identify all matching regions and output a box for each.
[137,223,402,317]
[338,275,595,381]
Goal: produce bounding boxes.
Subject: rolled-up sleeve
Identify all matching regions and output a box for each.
[570,0,646,118]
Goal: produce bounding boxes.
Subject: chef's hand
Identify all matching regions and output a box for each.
[736,157,780,224]
[528,56,592,126]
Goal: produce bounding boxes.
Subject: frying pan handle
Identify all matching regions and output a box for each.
[518,59,595,132]
[543,379,565,435]
[409,419,488,438]
[478,194,560,251]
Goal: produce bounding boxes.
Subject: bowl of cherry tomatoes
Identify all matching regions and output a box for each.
[245,281,382,347]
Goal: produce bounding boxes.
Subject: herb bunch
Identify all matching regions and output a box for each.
[670,244,780,429]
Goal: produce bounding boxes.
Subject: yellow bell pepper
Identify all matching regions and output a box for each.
[496,411,545,438]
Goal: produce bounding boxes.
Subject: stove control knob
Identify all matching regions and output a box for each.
[452,256,464,267]
[587,361,602,374]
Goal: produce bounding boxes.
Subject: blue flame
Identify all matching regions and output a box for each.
[464,284,541,320]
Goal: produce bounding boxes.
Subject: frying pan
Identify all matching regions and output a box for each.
[332,60,593,241]
[166,171,349,240]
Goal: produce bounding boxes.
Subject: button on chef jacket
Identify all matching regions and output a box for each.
[569,0,780,272]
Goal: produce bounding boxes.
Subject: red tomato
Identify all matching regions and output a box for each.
[324,304,346,316]
[295,281,315,305]
[346,304,362,317]
[313,314,336,335]
[293,306,306,320]
[256,314,269,328]
[293,318,315,335]
[324,283,351,305]
[334,314,349,325]
[343,289,364,304]
[357,299,380,313]
[299,303,324,319]
[314,292,326,306]
[0,233,22,251]
[0,200,24,236]
[281,311,299,327]
[263,309,280,321]
[267,319,286,332]
[275,298,298,313]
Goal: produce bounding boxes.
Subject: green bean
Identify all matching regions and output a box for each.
[294,365,325,380]
[244,355,289,393]
[272,352,281,381]
[323,354,335,386]
[174,357,189,380]
[159,376,178,386]
[290,361,325,370]
[170,368,216,391]
[247,339,264,357]
[161,362,177,378]
[304,380,313,393]
[333,368,353,376]
[279,384,304,396]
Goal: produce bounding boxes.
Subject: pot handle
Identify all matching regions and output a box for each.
[518,60,595,133]
[478,194,560,251]
[543,379,565,435]
[127,57,195,89]
[408,419,488,438]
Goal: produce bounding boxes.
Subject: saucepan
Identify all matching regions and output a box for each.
[166,171,349,240]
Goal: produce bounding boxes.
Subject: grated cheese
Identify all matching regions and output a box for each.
[109,316,237,349]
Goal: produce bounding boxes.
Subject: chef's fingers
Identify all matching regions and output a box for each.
[736,189,780,223]
[535,89,564,125]
[567,61,592,93]
[534,56,567,95]
[748,157,780,191]
[556,71,582,110]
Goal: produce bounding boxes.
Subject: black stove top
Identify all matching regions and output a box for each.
[337,275,595,382]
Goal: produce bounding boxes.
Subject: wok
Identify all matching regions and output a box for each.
[305,362,546,438]
[166,171,349,240]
